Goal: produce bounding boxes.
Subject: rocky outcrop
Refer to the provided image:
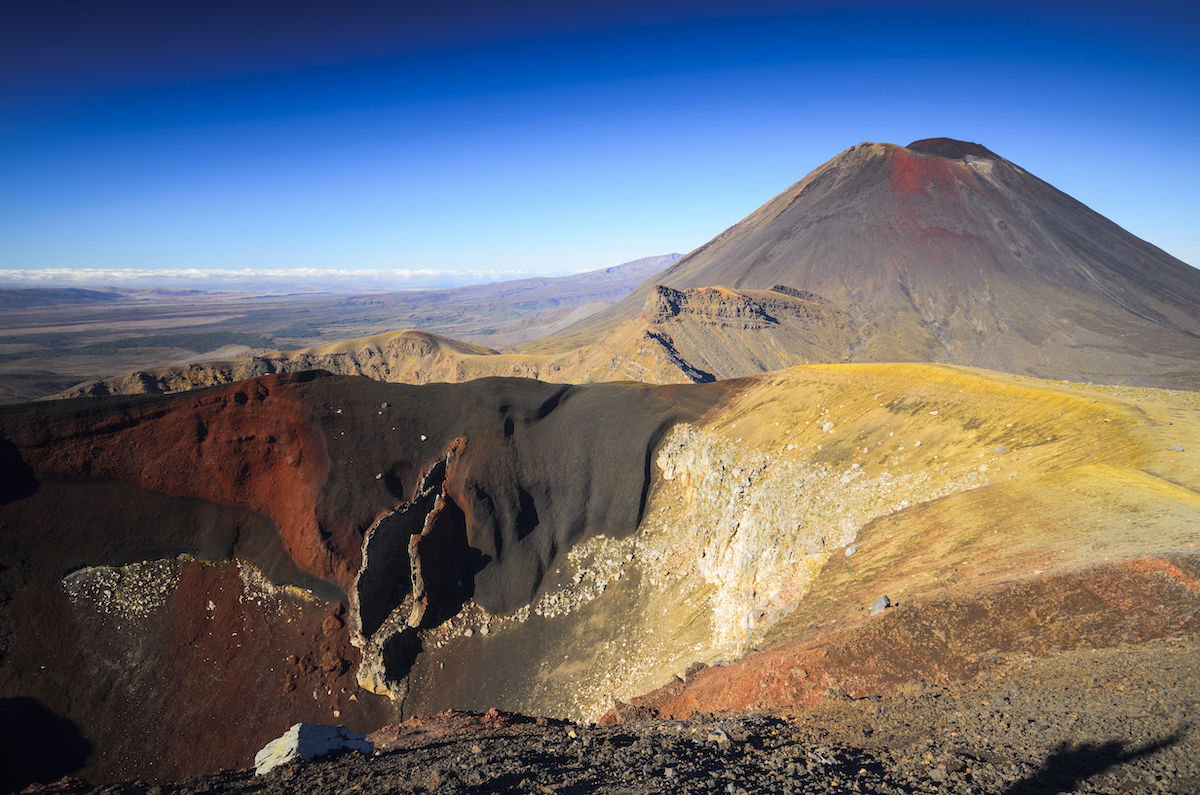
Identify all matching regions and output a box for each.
[626,284,854,381]
[646,284,838,330]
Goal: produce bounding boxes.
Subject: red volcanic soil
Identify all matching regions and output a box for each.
[604,556,1200,721]
[27,640,1200,793]
[888,145,970,195]
[0,370,721,788]
[0,558,382,787]
[9,373,351,587]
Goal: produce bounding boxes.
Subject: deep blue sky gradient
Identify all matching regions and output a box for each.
[2,0,1197,282]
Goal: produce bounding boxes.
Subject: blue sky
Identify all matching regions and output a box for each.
[1,0,1197,287]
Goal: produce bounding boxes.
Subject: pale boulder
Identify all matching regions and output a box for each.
[254,723,374,775]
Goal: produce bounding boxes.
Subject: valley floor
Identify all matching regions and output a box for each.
[40,637,1198,794]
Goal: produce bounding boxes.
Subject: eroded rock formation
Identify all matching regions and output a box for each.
[0,370,721,782]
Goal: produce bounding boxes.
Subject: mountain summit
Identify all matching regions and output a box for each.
[905,137,1000,159]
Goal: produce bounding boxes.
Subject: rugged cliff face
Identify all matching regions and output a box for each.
[0,371,722,783]
[602,365,1200,719]
[4,364,1198,787]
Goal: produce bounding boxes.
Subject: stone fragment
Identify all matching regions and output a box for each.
[844,544,858,557]
[706,727,732,746]
[870,594,892,615]
[254,723,374,775]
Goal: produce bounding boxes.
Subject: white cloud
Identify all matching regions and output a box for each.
[0,267,527,291]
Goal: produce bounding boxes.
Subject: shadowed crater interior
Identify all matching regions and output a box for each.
[0,437,37,505]
[0,697,92,792]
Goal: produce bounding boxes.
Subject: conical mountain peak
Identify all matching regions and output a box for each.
[549,138,1200,388]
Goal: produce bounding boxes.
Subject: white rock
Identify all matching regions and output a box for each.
[254,723,373,775]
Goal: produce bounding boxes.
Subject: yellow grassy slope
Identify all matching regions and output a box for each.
[701,363,1200,646]
[510,362,1200,719]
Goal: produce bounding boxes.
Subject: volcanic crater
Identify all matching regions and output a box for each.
[2,138,1199,792]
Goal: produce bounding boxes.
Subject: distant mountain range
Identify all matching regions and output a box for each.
[68,137,1200,396]
[0,254,679,403]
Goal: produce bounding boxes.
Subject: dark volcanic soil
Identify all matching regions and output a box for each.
[41,638,1198,795]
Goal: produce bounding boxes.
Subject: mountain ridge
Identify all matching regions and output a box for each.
[55,138,1200,395]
